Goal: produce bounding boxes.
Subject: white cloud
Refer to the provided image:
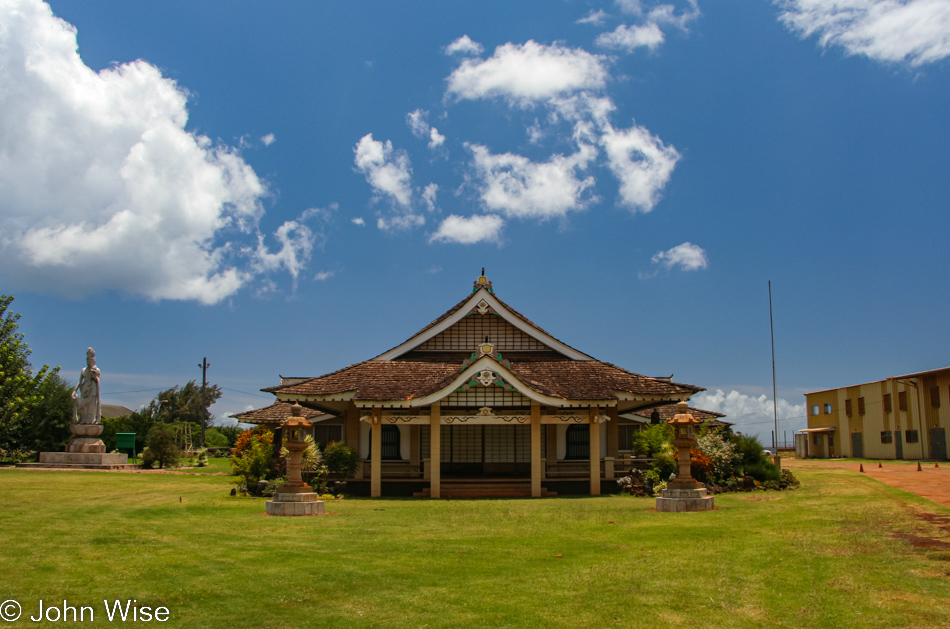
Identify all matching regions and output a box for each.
[377,214,425,231]
[616,0,645,15]
[261,133,276,146]
[428,126,446,149]
[445,35,485,56]
[598,1,700,53]
[251,219,315,284]
[596,23,666,51]
[407,109,430,138]
[651,241,708,271]
[648,0,701,30]
[0,0,313,304]
[467,143,598,219]
[351,217,366,226]
[353,133,413,207]
[406,109,445,150]
[429,214,505,244]
[422,183,439,211]
[578,9,610,25]
[446,40,610,106]
[692,389,807,437]
[600,122,680,212]
[313,270,334,281]
[777,0,950,67]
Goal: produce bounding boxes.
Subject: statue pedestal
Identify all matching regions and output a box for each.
[266,491,325,516]
[656,487,715,512]
[17,423,135,470]
[66,423,106,453]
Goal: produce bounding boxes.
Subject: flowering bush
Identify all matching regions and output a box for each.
[696,426,740,483]
[690,448,714,483]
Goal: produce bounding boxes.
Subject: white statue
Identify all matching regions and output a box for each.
[72,347,101,424]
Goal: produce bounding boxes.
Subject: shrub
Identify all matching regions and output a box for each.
[144,424,180,468]
[742,460,781,482]
[230,438,274,494]
[690,448,714,483]
[233,426,273,458]
[633,423,673,457]
[323,441,360,482]
[696,427,739,483]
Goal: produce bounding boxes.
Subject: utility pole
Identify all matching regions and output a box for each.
[769,281,778,452]
[199,357,210,448]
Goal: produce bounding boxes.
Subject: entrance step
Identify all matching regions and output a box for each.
[413,482,557,498]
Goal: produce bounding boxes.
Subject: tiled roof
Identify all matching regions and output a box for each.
[510,362,702,399]
[266,361,460,400]
[267,359,700,403]
[628,404,726,422]
[231,401,325,424]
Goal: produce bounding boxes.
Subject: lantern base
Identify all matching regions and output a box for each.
[656,487,715,512]
[266,491,325,516]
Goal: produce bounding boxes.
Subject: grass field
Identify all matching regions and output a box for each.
[1,465,949,628]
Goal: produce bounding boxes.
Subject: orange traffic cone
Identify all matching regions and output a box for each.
[878,462,882,468]
[917,462,922,471]
[936,462,940,468]
[859,464,865,473]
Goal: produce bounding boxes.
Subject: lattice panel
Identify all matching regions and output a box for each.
[417,314,550,351]
[443,387,531,408]
[419,425,545,464]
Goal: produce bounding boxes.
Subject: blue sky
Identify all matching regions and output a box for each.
[3,0,949,442]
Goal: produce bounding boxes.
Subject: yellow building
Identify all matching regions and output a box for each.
[799,366,950,461]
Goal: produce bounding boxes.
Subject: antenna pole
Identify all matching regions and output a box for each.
[769,281,778,452]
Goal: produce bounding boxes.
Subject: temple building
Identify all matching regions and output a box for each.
[235,273,707,497]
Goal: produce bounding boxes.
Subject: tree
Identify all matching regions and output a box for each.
[24,373,73,452]
[0,295,57,451]
[128,381,222,450]
[142,424,180,469]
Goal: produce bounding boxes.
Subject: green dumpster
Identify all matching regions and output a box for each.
[116,432,137,462]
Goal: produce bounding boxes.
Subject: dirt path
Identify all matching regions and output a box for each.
[787,458,950,508]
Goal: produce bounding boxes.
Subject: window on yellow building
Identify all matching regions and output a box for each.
[845,399,852,417]
[858,397,865,415]
[824,403,833,414]
[906,430,919,443]
[813,434,822,445]
[899,391,907,411]
[883,393,892,413]
[931,387,940,408]
[811,405,820,416]
[881,431,893,444]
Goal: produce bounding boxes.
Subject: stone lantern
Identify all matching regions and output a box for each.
[656,401,715,512]
[265,403,325,516]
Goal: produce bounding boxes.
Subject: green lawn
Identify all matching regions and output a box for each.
[1,466,949,628]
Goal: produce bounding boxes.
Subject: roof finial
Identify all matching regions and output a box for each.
[473,269,493,294]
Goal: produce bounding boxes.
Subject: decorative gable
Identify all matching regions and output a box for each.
[416,312,551,352]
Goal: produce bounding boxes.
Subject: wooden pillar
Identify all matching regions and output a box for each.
[606,407,619,458]
[409,425,420,477]
[370,407,382,498]
[589,406,601,496]
[531,402,542,497]
[345,405,360,452]
[430,403,441,498]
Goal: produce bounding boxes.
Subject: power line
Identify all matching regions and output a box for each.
[220,387,272,398]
